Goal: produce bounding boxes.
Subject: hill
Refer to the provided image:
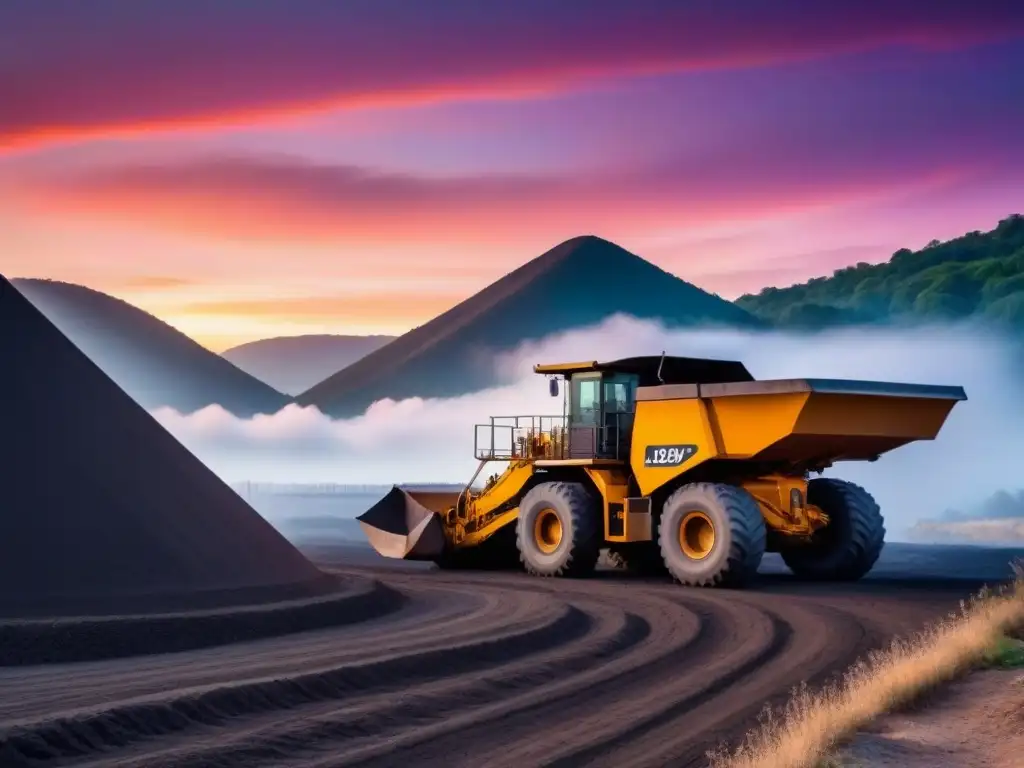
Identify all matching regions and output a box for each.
[0,276,329,618]
[223,334,395,395]
[296,235,762,417]
[736,215,1024,329]
[12,278,290,416]
[905,488,1024,545]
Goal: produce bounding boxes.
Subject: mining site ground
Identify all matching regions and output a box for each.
[0,542,1020,768]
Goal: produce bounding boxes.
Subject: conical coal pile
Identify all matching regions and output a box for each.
[0,276,334,619]
[357,486,447,560]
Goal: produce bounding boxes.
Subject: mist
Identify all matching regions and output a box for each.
[152,315,1024,539]
[937,489,1024,522]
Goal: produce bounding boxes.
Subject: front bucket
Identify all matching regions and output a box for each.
[356,485,447,560]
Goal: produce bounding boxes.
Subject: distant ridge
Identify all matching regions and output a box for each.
[13,278,290,416]
[297,235,761,417]
[736,215,1024,329]
[223,334,396,395]
[0,276,329,618]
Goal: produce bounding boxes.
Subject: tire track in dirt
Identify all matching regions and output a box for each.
[0,582,584,763]
[0,575,400,666]
[82,593,663,768]
[0,554,1002,768]
[310,575,852,768]
[0,581,490,723]
[321,592,782,768]
[555,600,871,768]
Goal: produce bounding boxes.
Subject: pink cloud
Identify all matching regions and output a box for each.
[10,150,977,248]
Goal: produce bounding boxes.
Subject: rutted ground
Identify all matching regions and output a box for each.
[835,669,1024,767]
[0,545,1018,768]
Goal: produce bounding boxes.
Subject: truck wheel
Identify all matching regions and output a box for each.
[517,481,601,577]
[658,483,766,587]
[781,478,885,581]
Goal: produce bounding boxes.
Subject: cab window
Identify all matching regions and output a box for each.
[570,374,601,426]
[602,373,637,414]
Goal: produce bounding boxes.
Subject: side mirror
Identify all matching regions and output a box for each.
[549,377,560,397]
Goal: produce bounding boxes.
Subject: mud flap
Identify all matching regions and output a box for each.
[356,486,447,560]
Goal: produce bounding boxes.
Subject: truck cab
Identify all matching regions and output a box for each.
[564,369,637,459]
[537,355,754,462]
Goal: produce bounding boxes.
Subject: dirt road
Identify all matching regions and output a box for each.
[0,544,1019,768]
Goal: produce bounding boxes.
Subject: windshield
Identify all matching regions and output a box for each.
[602,373,637,414]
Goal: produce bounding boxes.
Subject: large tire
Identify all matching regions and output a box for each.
[658,483,766,587]
[517,481,601,577]
[780,478,885,581]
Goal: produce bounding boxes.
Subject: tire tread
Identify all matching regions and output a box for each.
[516,481,601,577]
[658,482,767,587]
[781,478,885,581]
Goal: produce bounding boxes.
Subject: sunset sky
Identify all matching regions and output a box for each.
[2,1,1023,351]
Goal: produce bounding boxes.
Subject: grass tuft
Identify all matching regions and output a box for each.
[980,633,1024,669]
[708,561,1024,768]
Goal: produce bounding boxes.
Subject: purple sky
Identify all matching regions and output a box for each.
[1,0,1022,349]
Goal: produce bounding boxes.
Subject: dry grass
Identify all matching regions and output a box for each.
[708,562,1024,768]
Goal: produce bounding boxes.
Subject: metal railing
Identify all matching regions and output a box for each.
[473,415,566,461]
[473,412,635,461]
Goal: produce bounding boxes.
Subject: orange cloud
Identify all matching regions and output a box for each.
[0,80,562,155]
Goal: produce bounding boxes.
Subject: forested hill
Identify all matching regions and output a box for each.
[735,215,1024,330]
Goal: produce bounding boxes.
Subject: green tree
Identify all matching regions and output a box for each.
[735,215,1024,333]
[984,292,1024,328]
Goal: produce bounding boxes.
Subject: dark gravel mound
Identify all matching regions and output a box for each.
[0,276,332,619]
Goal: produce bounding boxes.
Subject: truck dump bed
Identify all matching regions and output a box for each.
[694,378,966,463]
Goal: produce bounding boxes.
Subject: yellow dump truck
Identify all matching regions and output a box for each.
[358,355,966,587]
